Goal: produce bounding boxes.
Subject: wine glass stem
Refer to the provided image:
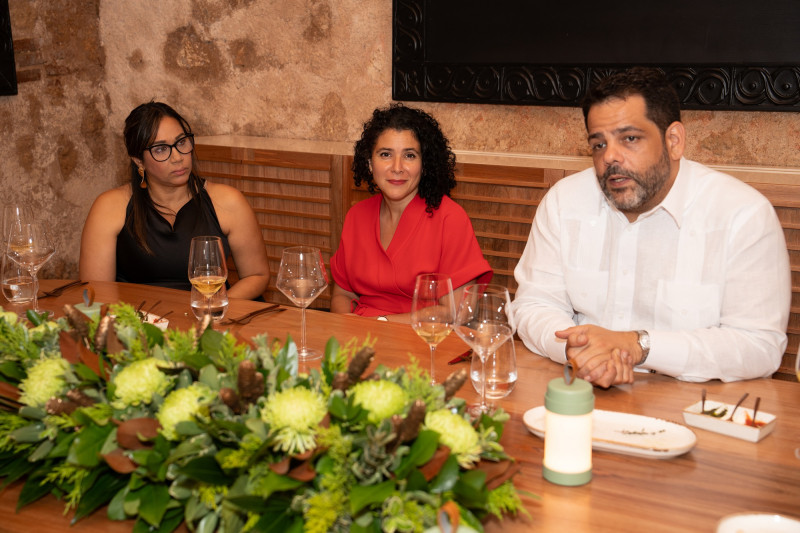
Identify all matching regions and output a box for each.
[480,356,487,411]
[429,344,437,384]
[206,294,212,317]
[300,306,308,353]
[30,271,39,312]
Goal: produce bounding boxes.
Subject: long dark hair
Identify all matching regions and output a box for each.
[352,104,457,214]
[123,101,204,254]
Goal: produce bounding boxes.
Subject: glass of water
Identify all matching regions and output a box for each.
[1,252,33,304]
[471,338,517,405]
[191,284,228,321]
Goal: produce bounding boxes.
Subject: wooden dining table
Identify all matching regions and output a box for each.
[1,280,799,533]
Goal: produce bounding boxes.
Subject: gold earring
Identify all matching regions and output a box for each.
[138,167,147,189]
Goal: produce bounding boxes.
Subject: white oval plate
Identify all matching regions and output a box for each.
[717,513,800,533]
[523,406,697,459]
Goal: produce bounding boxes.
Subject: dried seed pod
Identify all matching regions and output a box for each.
[443,368,468,401]
[237,360,264,405]
[196,313,212,340]
[331,372,349,391]
[388,399,426,451]
[66,389,96,407]
[63,304,90,341]
[45,397,78,415]
[219,388,243,413]
[346,346,375,386]
[94,315,114,352]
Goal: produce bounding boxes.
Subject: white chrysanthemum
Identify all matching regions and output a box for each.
[19,357,70,407]
[156,383,213,440]
[112,358,171,409]
[350,380,408,425]
[425,409,482,468]
[260,387,327,455]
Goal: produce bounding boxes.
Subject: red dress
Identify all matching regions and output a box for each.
[331,194,492,316]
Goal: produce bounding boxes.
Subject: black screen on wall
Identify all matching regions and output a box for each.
[393,0,800,111]
[0,0,16,96]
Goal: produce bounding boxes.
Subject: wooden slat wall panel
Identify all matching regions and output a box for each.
[198,140,799,380]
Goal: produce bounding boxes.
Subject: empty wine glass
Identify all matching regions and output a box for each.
[276,246,329,361]
[411,273,455,385]
[470,337,517,406]
[6,223,55,314]
[3,203,33,242]
[187,236,228,320]
[2,204,35,304]
[454,283,513,417]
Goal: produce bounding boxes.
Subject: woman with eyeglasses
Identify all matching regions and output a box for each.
[79,101,269,298]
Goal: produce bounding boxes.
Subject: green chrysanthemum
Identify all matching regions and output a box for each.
[350,380,408,424]
[19,357,70,407]
[156,383,213,440]
[425,409,482,467]
[260,387,326,455]
[112,358,171,409]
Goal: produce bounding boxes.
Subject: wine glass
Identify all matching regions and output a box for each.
[276,246,329,361]
[187,236,228,320]
[454,283,513,417]
[2,204,35,304]
[6,223,55,314]
[470,337,517,406]
[411,273,455,385]
[3,203,33,242]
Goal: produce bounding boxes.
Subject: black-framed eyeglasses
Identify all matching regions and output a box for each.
[145,134,195,162]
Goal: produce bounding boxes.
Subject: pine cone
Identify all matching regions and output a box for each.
[220,388,243,413]
[443,368,468,401]
[237,360,264,405]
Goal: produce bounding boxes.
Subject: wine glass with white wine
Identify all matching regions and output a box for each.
[187,236,228,321]
[411,273,455,385]
[454,283,514,417]
[6,222,55,315]
[276,246,329,361]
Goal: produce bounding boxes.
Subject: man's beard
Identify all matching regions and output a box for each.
[599,148,671,212]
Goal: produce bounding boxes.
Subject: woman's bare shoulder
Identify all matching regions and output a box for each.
[205,181,248,206]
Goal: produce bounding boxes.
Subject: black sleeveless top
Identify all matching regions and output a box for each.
[116,187,231,291]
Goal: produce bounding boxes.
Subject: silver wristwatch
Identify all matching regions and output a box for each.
[635,330,650,366]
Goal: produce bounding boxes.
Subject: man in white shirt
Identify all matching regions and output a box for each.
[511,67,791,386]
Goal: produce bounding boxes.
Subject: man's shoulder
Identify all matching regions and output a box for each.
[684,159,771,205]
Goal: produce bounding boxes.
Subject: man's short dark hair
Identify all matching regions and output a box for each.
[581,67,681,134]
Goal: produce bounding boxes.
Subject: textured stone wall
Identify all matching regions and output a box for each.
[2,0,799,278]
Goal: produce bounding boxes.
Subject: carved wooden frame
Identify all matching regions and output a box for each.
[392,0,800,112]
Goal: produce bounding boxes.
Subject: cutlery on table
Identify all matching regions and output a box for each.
[447,349,473,365]
[729,392,749,420]
[38,280,88,299]
[219,304,284,326]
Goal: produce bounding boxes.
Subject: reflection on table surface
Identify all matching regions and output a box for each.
[1,280,798,533]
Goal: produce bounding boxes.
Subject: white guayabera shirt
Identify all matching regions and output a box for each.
[511,158,790,382]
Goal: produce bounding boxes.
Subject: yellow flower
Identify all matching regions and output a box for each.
[260,387,327,454]
[156,383,214,440]
[425,409,482,468]
[19,357,70,407]
[112,358,171,409]
[349,380,408,425]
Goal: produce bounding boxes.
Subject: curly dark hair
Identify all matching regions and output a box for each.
[352,104,456,214]
[123,101,204,254]
[581,67,681,135]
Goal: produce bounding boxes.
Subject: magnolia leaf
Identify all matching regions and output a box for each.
[58,330,81,364]
[177,455,234,485]
[350,479,395,515]
[78,342,104,379]
[107,485,130,520]
[394,429,439,479]
[16,471,51,509]
[453,470,489,508]
[0,378,21,400]
[196,510,219,533]
[419,445,453,482]
[117,417,161,450]
[137,483,171,526]
[286,460,316,481]
[67,423,113,467]
[72,471,129,524]
[18,405,45,420]
[429,454,461,493]
[102,448,137,474]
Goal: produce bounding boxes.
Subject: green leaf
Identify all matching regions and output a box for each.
[429,454,460,493]
[28,438,54,462]
[177,455,233,485]
[251,495,302,533]
[196,510,219,533]
[72,470,128,524]
[142,323,165,346]
[0,457,37,489]
[350,479,395,515]
[0,360,25,380]
[67,423,114,467]
[198,364,220,389]
[49,431,78,458]
[73,362,102,383]
[321,337,340,383]
[18,406,45,420]
[137,483,171,526]
[25,309,45,326]
[199,328,225,358]
[10,422,45,443]
[17,471,52,509]
[453,470,488,508]
[405,468,429,492]
[351,512,382,533]
[394,429,439,479]
[107,485,130,520]
[274,335,298,378]
[174,420,203,437]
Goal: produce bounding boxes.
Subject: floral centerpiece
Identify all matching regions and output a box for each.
[0,304,527,532]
